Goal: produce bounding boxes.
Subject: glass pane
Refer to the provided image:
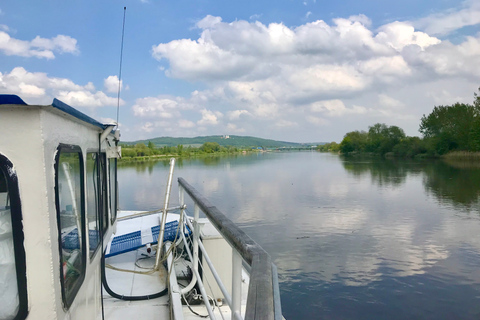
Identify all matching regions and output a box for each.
[99,154,108,234]
[57,151,84,304]
[86,153,100,257]
[0,168,19,320]
[109,158,117,223]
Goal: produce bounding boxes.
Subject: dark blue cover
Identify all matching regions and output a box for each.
[0,94,27,105]
[52,98,106,130]
[0,94,107,129]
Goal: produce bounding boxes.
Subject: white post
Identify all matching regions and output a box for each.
[180,202,199,294]
[232,250,242,320]
[193,203,200,275]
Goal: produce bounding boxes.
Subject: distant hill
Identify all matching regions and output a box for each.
[123,135,319,148]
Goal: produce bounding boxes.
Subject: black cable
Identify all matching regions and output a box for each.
[101,251,168,300]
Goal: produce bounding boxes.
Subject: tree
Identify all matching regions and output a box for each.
[419,103,478,154]
[339,131,368,153]
[200,142,221,153]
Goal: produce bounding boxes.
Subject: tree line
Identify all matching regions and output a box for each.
[318,88,480,158]
[120,141,246,161]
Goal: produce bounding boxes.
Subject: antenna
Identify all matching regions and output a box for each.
[116,6,126,129]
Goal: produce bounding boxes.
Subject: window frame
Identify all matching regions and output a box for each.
[85,151,102,260]
[0,154,28,320]
[109,158,118,224]
[98,152,108,235]
[54,144,86,310]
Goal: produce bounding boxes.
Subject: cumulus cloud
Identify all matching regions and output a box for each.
[226,123,245,133]
[227,109,251,120]
[143,9,480,141]
[104,75,122,93]
[198,109,223,126]
[414,0,480,36]
[0,67,121,107]
[0,30,79,59]
[310,100,368,117]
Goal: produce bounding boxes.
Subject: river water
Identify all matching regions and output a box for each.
[117,152,480,319]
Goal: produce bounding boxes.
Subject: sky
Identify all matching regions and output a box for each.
[1,0,480,143]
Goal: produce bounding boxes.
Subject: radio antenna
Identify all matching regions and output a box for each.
[116,6,126,129]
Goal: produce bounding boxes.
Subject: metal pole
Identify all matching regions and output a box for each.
[154,158,175,270]
[232,250,242,320]
[180,226,216,319]
[184,215,234,309]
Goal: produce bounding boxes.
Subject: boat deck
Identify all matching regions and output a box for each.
[103,211,248,320]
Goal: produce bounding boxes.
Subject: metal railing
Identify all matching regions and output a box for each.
[178,177,282,320]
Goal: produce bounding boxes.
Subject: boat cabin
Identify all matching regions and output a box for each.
[0,95,120,319]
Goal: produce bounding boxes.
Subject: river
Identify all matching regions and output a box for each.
[117,151,480,319]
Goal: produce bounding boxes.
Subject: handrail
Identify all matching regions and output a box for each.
[178,177,282,320]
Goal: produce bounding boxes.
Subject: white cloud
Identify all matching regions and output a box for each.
[142,10,480,141]
[0,67,121,108]
[141,122,154,132]
[227,109,251,120]
[375,22,441,51]
[378,94,403,108]
[226,123,245,133]
[104,75,122,93]
[275,119,297,127]
[414,0,480,36]
[198,109,222,126]
[196,15,222,29]
[306,115,328,125]
[249,14,262,21]
[310,99,368,117]
[132,96,185,118]
[0,30,79,59]
[178,119,195,128]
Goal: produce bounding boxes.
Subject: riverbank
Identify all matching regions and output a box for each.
[118,150,255,163]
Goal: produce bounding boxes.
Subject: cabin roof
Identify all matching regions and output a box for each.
[0,94,109,130]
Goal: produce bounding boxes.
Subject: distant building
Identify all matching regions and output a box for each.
[222,135,230,139]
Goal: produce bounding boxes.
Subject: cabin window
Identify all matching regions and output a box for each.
[0,155,27,320]
[109,158,117,223]
[86,153,101,258]
[55,145,86,309]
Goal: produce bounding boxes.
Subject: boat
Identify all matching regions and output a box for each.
[0,94,282,320]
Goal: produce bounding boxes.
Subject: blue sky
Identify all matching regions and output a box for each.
[1,0,480,142]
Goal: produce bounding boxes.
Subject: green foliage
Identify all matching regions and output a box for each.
[419,102,480,154]
[119,140,250,161]
[340,130,368,153]
[200,142,221,153]
[338,87,480,158]
[317,142,340,152]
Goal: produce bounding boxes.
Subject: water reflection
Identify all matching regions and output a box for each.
[340,156,424,187]
[340,156,480,212]
[422,161,480,211]
[117,152,480,319]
